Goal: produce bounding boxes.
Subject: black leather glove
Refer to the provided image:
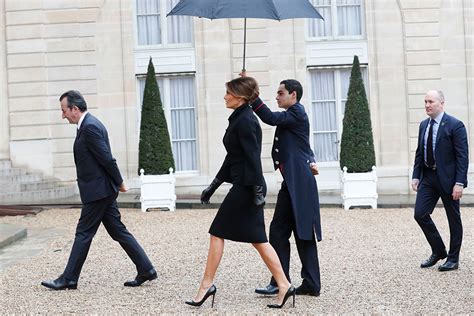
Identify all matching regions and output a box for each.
[201,178,223,204]
[252,185,265,206]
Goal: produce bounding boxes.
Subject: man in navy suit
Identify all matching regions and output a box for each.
[412,90,468,271]
[42,90,156,290]
[250,79,322,297]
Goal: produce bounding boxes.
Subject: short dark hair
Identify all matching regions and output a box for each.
[59,90,87,112]
[280,79,303,102]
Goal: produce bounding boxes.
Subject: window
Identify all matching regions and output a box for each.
[308,0,363,39]
[309,67,368,162]
[138,75,198,172]
[136,0,192,46]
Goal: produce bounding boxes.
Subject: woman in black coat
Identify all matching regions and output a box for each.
[185,77,295,309]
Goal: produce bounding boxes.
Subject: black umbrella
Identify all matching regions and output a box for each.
[167,0,323,72]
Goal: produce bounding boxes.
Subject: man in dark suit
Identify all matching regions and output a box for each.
[412,90,468,271]
[250,79,322,297]
[41,90,156,290]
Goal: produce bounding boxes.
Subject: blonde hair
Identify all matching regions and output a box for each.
[225,77,259,103]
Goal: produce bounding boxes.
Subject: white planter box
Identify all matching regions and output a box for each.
[140,168,176,212]
[341,166,378,210]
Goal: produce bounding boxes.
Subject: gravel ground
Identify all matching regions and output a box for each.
[0,206,472,314]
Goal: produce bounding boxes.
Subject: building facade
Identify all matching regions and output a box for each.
[0,0,472,202]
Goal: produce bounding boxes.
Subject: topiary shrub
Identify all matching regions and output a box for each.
[339,55,375,173]
[138,57,175,175]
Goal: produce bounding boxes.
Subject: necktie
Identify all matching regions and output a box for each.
[426,119,435,167]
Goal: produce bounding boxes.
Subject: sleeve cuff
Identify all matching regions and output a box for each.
[455,182,464,186]
[250,97,263,111]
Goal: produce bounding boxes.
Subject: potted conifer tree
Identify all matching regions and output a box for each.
[339,55,378,210]
[138,58,176,212]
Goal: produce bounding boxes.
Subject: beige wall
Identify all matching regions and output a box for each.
[0,0,9,160]
[0,0,472,199]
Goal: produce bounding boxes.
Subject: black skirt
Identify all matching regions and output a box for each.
[209,184,268,243]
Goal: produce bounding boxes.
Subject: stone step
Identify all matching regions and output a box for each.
[0,168,26,177]
[0,186,76,205]
[0,223,27,248]
[0,160,12,170]
[0,173,43,183]
[0,180,60,193]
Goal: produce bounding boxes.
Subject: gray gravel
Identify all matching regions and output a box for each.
[0,206,472,314]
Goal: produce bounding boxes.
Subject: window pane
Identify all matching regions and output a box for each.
[137,75,198,171]
[337,0,362,36]
[137,0,161,45]
[312,70,335,100]
[308,0,332,37]
[314,132,339,162]
[167,0,192,44]
[310,70,339,162]
[313,102,337,131]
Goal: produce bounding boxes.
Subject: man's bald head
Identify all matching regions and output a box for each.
[424,90,445,118]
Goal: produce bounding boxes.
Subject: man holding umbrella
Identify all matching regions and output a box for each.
[247,76,322,297]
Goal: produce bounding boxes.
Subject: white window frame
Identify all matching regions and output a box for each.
[136,73,199,174]
[307,65,368,164]
[133,0,194,49]
[306,0,366,41]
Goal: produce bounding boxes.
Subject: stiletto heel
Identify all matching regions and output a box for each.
[185,285,217,308]
[267,285,296,309]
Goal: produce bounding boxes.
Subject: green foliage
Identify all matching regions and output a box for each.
[138,58,175,175]
[339,55,376,173]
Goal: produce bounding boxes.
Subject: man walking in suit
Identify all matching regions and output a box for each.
[412,90,468,271]
[250,79,322,297]
[42,90,156,290]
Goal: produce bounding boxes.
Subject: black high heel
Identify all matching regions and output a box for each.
[267,285,295,309]
[185,285,217,308]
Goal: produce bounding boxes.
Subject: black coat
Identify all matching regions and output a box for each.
[216,104,265,187]
[74,113,123,203]
[250,97,321,241]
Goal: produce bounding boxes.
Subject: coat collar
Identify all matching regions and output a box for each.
[228,104,250,121]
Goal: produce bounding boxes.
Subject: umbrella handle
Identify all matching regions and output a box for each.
[242,18,246,73]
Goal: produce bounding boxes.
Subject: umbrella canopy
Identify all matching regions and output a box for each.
[167,0,323,71]
[167,0,323,21]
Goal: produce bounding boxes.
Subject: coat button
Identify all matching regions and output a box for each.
[275,137,279,141]
[306,160,309,163]
[275,161,280,165]
[275,148,279,153]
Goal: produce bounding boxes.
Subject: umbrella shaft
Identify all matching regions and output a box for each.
[242,18,246,72]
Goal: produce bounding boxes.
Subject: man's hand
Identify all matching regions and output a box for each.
[119,182,128,193]
[310,163,319,175]
[411,179,419,192]
[239,71,247,77]
[452,184,463,200]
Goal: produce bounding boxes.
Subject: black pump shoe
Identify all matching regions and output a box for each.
[185,285,217,308]
[267,285,296,309]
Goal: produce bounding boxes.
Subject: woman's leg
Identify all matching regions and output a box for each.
[253,242,291,304]
[194,235,225,301]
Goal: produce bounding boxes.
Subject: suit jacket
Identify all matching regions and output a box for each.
[216,104,265,187]
[250,97,321,241]
[74,113,123,203]
[412,112,469,194]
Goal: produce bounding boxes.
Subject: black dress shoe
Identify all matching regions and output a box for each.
[295,284,320,296]
[420,252,447,268]
[255,284,279,295]
[41,277,77,290]
[438,260,459,271]
[124,268,157,287]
